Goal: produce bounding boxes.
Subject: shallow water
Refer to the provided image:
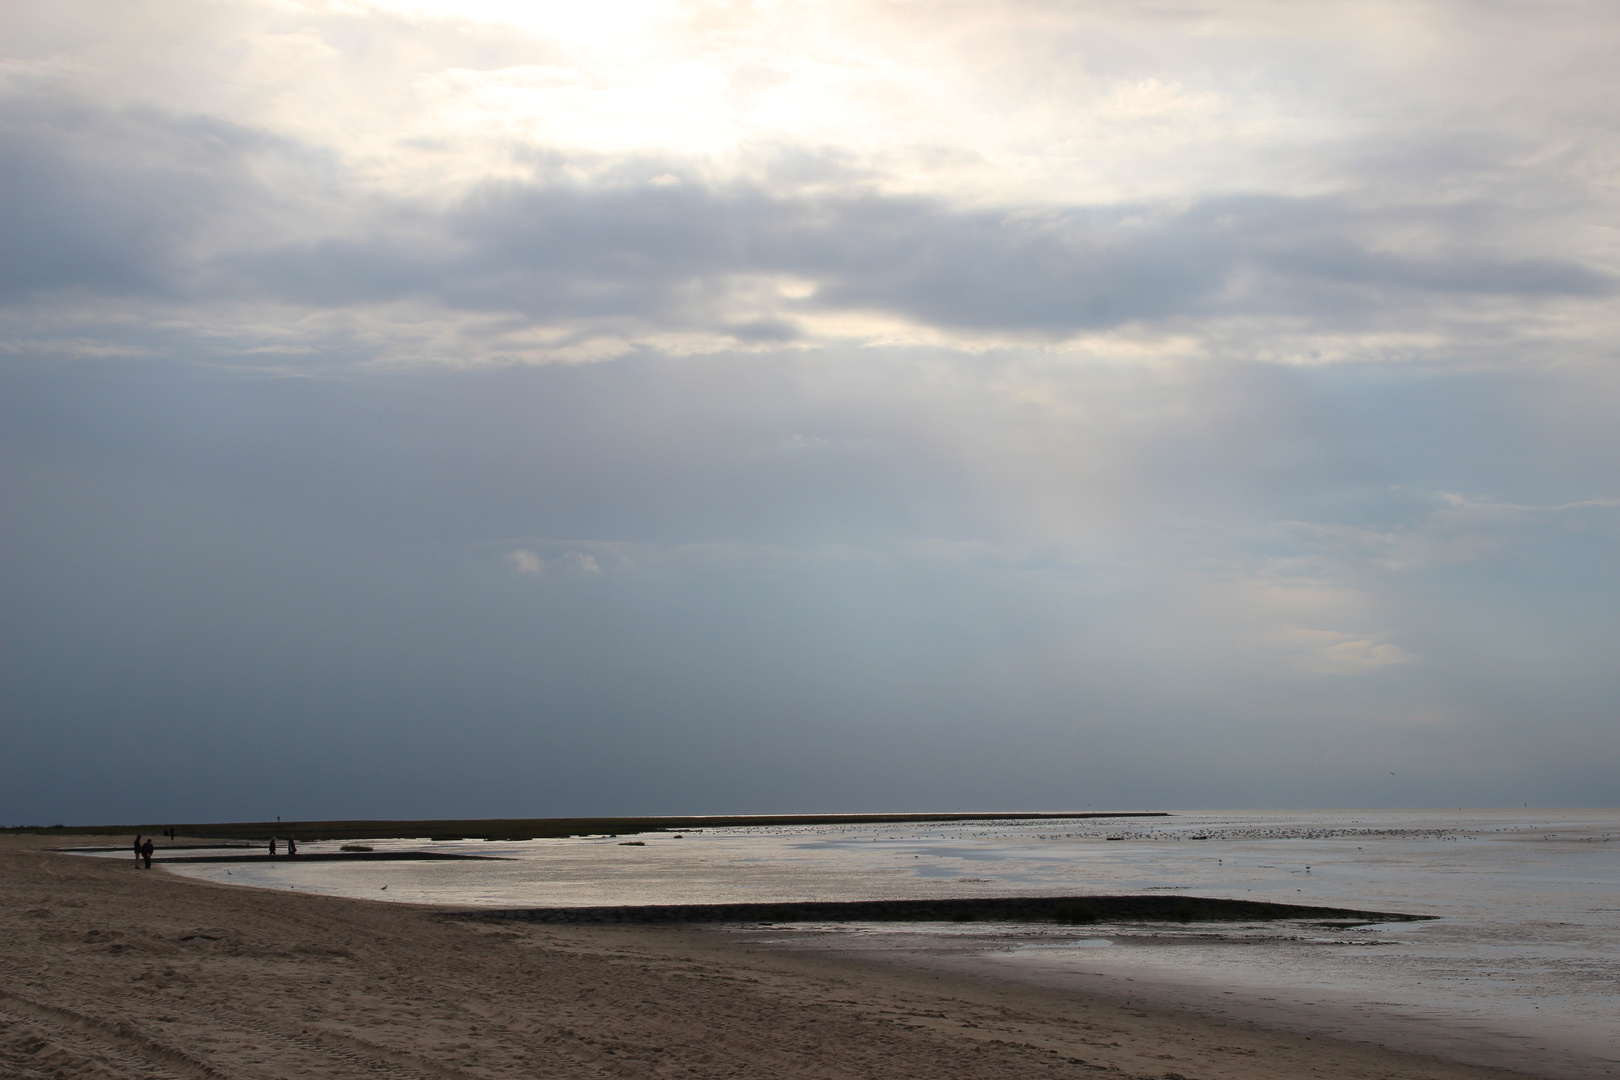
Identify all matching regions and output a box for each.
[134,809,1619,1075]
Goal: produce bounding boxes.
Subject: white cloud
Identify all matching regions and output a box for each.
[504,545,604,577]
[559,551,601,574]
[1279,629,1419,675]
[508,548,542,573]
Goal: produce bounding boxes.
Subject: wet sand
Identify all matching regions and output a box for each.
[1,834,1554,1080]
[730,927,1613,1080]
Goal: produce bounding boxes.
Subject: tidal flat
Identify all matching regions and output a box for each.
[3,827,1588,1080]
[56,808,1620,1078]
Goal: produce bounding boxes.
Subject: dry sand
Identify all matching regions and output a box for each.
[1,835,1549,1080]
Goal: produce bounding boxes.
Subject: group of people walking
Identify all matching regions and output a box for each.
[133,830,299,869]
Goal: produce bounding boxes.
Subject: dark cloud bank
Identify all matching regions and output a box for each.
[3,352,1616,824]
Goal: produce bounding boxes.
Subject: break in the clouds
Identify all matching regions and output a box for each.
[2,1,1618,824]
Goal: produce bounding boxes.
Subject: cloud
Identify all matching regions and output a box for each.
[0,82,339,303]
[558,551,600,574]
[1280,629,1419,675]
[1435,492,1620,514]
[507,547,598,575]
[1293,485,1620,572]
[3,82,1611,365]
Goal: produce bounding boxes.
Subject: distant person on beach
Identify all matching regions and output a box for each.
[287,837,297,856]
[140,838,154,869]
[269,837,278,856]
[133,835,142,863]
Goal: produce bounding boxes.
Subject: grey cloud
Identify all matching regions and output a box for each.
[3,91,1607,346]
[0,88,335,303]
[225,183,1614,335]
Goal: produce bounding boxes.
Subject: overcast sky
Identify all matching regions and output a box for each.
[3,0,1617,825]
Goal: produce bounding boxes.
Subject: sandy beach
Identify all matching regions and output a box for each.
[1,835,1555,1080]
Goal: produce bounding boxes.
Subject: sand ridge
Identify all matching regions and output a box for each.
[1,835,1547,1080]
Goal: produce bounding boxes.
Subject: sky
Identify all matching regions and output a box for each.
[3,0,1617,825]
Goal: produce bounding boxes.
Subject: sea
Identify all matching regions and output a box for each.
[133,809,1618,1078]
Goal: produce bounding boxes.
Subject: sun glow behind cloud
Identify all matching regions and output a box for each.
[312,0,1347,205]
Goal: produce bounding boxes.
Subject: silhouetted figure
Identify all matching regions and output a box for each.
[269,837,278,856]
[287,837,297,856]
[140,838,154,869]
[133,835,143,863]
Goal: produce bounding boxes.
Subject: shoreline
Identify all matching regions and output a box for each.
[2,834,1577,1080]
